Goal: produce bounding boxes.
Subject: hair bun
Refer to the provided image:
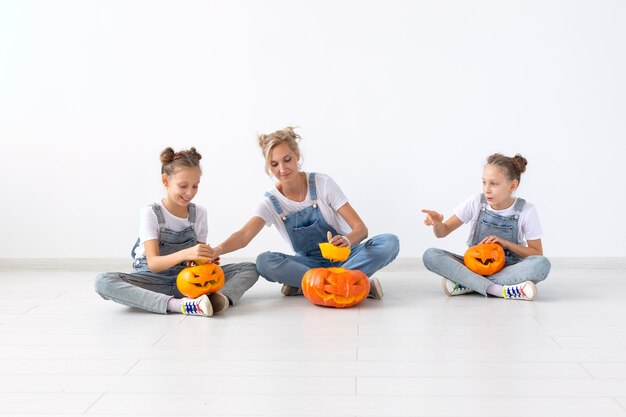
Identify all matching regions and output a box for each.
[513,154,527,174]
[160,147,175,165]
[188,147,202,161]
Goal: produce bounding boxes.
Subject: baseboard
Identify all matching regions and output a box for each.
[1,257,625,272]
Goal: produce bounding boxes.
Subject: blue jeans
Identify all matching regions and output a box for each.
[94,262,259,314]
[422,248,551,296]
[256,233,400,287]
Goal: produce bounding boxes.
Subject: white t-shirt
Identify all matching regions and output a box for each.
[133,201,208,260]
[453,193,543,247]
[253,173,351,252]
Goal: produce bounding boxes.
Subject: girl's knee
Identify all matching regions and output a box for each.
[422,247,443,268]
[530,256,551,281]
[94,272,118,296]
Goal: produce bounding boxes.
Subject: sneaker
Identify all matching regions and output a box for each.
[281,284,302,296]
[181,294,212,316]
[442,278,473,296]
[209,292,230,314]
[368,277,384,299]
[502,281,537,301]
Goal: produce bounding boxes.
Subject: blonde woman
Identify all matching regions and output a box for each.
[208,127,399,298]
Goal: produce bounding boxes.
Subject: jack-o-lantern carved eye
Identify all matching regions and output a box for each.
[463,243,505,276]
[301,267,370,308]
[177,263,225,298]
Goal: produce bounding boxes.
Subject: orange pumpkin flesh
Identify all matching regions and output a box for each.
[176,263,225,298]
[302,267,370,308]
[463,243,505,276]
[319,243,351,262]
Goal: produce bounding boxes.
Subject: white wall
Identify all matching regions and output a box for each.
[1,0,625,259]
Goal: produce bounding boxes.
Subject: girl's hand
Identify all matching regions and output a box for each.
[421,209,444,226]
[479,235,509,249]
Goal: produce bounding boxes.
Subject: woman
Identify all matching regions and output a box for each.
[207,127,399,298]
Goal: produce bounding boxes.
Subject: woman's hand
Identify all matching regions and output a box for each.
[182,243,213,263]
[328,234,351,248]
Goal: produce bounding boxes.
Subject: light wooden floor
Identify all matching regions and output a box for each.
[1,258,626,417]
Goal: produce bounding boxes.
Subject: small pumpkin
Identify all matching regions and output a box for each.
[301,267,370,308]
[463,243,505,276]
[176,262,225,298]
[319,243,351,262]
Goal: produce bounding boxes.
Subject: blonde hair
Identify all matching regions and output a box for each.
[257,126,301,175]
[160,147,202,176]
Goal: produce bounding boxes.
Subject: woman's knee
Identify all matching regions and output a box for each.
[371,233,400,258]
[255,252,283,277]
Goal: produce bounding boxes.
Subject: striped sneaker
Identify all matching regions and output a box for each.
[442,278,473,296]
[181,294,213,316]
[502,281,537,301]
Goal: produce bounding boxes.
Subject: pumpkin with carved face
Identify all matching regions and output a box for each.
[176,263,225,298]
[301,267,370,308]
[463,243,505,276]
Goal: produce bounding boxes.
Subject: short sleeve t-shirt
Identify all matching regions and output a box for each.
[133,201,208,260]
[253,173,351,252]
[453,193,543,247]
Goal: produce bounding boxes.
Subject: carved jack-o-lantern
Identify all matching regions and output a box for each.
[319,243,351,262]
[301,267,370,308]
[463,243,505,276]
[176,263,225,298]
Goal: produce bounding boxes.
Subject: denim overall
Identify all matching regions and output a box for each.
[256,173,400,286]
[131,203,198,275]
[265,172,338,262]
[468,194,525,266]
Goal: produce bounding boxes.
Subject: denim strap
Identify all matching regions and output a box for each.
[187,203,196,229]
[512,198,525,220]
[265,192,286,221]
[308,172,318,206]
[151,204,166,230]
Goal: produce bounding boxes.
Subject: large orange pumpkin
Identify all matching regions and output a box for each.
[301,267,370,308]
[463,243,505,276]
[176,263,225,298]
[319,243,351,262]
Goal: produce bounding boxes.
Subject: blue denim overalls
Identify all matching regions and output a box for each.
[468,194,525,266]
[130,203,198,275]
[265,173,338,263]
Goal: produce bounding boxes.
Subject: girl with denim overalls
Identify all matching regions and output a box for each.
[421,153,551,301]
[94,147,258,316]
[203,127,400,298]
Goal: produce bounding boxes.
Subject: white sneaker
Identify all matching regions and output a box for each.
[368,277,384,299]
[502,281,537,301]
[209,292,229,314]
[441,278,473,296]
[281,284,303,296]
[181,294,213,316]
